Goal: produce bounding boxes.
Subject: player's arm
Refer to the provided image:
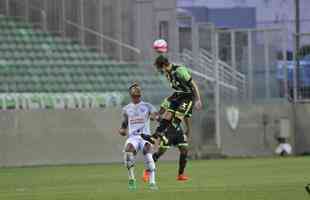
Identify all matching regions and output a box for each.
[158,107,166,115]
[151,106,166,122]
[183,117,192,137]
[150,112,159,121]
[119,112,128,136]
[177,66,202,110]
[190,79,202,110]
[148,103,160,121]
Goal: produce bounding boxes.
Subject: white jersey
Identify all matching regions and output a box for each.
[122,101,156,137]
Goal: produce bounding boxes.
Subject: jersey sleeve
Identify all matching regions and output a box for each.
[146,103,157,114]
[160,98,170,110]
[176,66,192,82]
[121,107,127,116]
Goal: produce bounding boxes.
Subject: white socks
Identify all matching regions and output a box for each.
[124,151,156,184]
[128,166,135,180]
[124,152,135,180]
[144,153,156,184]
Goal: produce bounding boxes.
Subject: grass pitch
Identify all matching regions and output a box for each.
[0,157,309,200]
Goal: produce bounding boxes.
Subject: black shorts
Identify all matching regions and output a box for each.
[160,125,188,149]
[161,92,193,119]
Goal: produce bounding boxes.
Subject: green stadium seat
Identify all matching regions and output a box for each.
[5,95,16,109]
[0,15,167,105]
[0,96,3,109]
[29,94,43,108]
[42,94,55,109]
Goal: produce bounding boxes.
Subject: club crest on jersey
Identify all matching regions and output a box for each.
[226,106,239,131]
[139,107,146,113]
[181,102,188,109]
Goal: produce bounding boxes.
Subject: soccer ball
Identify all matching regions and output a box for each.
[153,39,168,53]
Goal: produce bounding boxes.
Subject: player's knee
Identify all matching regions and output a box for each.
[173,117,182,127]
[142,143,151,155]
[163,111,173,121]
[125,143,136,152]
[124,151,135,169]
[144,153,156,172]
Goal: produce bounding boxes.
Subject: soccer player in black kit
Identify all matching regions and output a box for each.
[142,55,202,181]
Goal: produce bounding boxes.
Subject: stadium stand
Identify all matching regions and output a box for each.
[0,15,170,109]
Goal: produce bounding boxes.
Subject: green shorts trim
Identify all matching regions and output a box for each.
[177,143,189,147]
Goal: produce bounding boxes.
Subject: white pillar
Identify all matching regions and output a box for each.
[293,33,298,102]
[135,0,154,62]
[98,0,104,55]
[214,31,221,149]
[282,29,288,98]
[230,30,237,101]
[61,0,66,37]
[247,30,253,102]
[264,31,271,99]
[43,0,47,31]
[191,18,199,63]
[25,0,29,22]
[231,30,236,70]
[5,0,10,16]
[115,0,122,61]
[80,0,85,45]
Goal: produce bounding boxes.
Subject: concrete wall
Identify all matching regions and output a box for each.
[1,101,310,167]
[220,101,295,157]
[0,108,178,167]
[294,104,310,154]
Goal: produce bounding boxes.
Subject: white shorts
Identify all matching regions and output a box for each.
[124,135,151,153]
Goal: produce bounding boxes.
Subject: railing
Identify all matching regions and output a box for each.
[64,19,141,62]
[180,48,246,94]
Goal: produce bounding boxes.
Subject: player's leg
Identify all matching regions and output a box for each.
[177,144,189,181]
[142,141,169,182]
[153,124,176,162]
[153,146,169,162]
[141,95,177,144]
[142,141,158,189]
[123,139,138,190]
[143,147,167,182]
[174,101,191,181]
[141,111,172,145]
[177,116,191,181]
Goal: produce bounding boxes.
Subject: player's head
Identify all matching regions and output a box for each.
[129,81,142,104]
[154,55,171,74]
[153,39,168,53]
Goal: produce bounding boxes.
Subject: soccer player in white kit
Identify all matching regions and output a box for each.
[119,82,158,190]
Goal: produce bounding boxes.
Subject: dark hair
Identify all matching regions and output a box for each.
[128,81,141,97]
[154,55,169,68]
[128,81,139,91]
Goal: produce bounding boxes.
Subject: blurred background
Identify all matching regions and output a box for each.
[0,0,309,167]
